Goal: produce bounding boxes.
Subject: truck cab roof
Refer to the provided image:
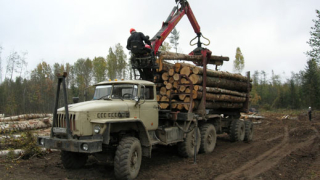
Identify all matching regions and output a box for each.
[94,79,155,86]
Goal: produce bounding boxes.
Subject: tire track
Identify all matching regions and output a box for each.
[215,125,318,180]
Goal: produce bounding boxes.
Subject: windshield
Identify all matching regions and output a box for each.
[93,84,138,100]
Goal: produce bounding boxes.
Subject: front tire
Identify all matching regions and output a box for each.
[199,123,217,153]
[114,137,142,180]
[60,151,88,169]
[178,127,201,157]
[229,119,245,142]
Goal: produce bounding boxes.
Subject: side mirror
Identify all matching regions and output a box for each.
[73,97,79,104]
[146,35,150,40]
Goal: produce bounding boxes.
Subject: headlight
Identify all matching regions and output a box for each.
[94,125,101,134]
[81,143,89,151]
[39,138,45,145]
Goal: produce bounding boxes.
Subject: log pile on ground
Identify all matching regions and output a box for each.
[155,52,251,111]
[0,114,53,134]
[0,114,53,159]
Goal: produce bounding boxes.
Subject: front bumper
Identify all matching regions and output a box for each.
[37,136,102,153]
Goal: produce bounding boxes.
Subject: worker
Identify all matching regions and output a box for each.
[308,107,312,121]
[126,28,152,55]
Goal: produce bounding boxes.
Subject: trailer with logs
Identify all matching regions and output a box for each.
[37,1,253,179]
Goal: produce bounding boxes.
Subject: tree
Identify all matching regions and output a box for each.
[115,43,127,79]
[302,59,320,108]
[233,47,245,73]
[159,41,172,52]
[93,57,107,83]
[169,27,180,53]
[0,46,2,84]
[73,58,93,101]
[306,10,320,63]
[106,47,117,80]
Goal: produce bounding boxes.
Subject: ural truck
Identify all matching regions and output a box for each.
[37,1,253,179]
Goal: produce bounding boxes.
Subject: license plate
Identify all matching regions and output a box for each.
[53,127,67,134]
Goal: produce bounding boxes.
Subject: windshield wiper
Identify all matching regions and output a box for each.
[98,95,111,100]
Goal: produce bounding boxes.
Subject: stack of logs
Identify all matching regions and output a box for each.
[0,114,53,134]
[155,55,251,111]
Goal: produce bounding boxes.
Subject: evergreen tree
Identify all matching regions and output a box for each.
[302,59,320,108]
[306,10,320,63]
[0,46,2,84]
[106,47,117,80]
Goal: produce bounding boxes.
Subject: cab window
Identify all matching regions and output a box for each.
[140,86,154,100]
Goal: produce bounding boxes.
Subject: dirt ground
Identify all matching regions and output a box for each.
[0,111,320,180]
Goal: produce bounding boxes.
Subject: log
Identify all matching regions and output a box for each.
[166,83,173,90]
[168,77,175,84]
[0,114,52,122]
[160,52,229,64]
[159,96,169,109]
[0,148,58,158]
[161,72,169,81]
[195,86,247,97]
[192,91,246,103]
[168,68,175,76]
[173,73,180,81]
[179,85,187,92]
[184,100,244,110]
[160,87,167,95]
[181,78,190,84]
[0,118,52,134]
[180,66,192,76]
[174,63,182,73]
[156,95,161,101]
[189,74,249,92]
[173,81,179,89]
[157,61,174,72]
[163,81,168,85]
[192,68,250,82]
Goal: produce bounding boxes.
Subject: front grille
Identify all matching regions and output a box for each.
[56,113,77,131]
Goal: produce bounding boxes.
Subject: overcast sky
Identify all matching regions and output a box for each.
[1,0,319,81]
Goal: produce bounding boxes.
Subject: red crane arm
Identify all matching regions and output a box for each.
[151,1,201,55]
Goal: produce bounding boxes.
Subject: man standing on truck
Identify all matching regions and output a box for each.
[308,107,312,121]
[126,28,152,55]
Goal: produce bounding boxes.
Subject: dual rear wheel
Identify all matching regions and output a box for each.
[229,119,253,142]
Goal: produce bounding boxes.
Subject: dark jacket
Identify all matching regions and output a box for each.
[126,31,151,50]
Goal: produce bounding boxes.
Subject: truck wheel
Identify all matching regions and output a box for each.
[199,124,217,153]
[229,119,245,142]
[114,137,142,180]
[60,151,88,169]
[178,127,201,157]
[244,121,254,142]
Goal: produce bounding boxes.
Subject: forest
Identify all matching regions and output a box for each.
[0,10,319,116]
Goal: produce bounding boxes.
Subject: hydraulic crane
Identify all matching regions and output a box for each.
[131,0,212,81]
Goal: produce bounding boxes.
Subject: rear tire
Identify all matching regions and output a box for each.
[199,123,217,153]
[178,127,201,157]
[114,137,142,180]
[229,119,245,142]
[60,151,88,169]
[244,121,254,142]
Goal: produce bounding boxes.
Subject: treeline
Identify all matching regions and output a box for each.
[251,59,320,110]
[0,43,133,116]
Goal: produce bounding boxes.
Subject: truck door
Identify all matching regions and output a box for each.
[140,85,158,130]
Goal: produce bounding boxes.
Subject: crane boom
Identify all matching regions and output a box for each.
[151,0,201,55]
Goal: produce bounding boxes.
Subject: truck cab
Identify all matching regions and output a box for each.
[38,80,160,179]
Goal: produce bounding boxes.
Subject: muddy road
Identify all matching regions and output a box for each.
[0,112,319,180]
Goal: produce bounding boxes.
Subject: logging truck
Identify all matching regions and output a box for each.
[37,0,253,179]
